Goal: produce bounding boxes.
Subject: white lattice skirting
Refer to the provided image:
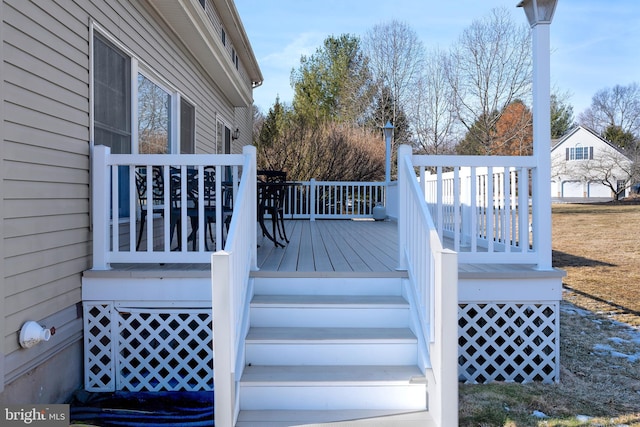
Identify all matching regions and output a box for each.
[84,303,213,392]
[458,302,559,384]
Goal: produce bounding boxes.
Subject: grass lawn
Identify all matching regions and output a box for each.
[459,202,640,426]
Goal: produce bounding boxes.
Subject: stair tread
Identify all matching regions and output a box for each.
[251,294,408,307]
[246,327,416,343]
[236,409,434,426]
[241,365,424,385]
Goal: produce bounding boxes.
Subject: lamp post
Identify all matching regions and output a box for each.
[383,121,394,184]
[517,0,557,270]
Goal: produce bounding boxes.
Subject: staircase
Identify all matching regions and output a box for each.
[236,276,434,426]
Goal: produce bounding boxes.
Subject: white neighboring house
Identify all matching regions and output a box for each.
[551,125,634,199]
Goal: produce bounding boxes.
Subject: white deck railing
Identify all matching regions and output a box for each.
[397,145,458,426]
[212,146,257,427]
[415,155,539,264]
[91,145,250,269]
[281,179,386,220]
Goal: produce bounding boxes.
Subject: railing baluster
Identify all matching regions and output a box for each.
[145,165,153,252]
[504,168,511,252]
[453,167,460,252]
[112,165,119,254]
[487,166,494,253]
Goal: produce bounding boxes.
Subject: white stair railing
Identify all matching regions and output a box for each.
[212,145,257,427]
[397,145,458,427]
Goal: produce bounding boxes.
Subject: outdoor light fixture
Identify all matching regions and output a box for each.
[383,121,394,184]
[231,128,239,140]
[517,0,558,26]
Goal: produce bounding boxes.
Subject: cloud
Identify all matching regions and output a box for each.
[261,32,325,70]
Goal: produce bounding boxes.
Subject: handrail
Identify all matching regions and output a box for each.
[397,145,458,427]
[212,145,256,427]
[91,145,246,269]
[413,155,538,265]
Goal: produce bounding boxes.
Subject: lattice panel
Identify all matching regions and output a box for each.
[116,309,213,391]
[458,303,558,384]
[84,303,115,391]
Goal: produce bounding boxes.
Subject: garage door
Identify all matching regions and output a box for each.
[588,181,611,198]
[561,181,583,198]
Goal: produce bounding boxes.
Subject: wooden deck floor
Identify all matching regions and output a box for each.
[256,220,400,275]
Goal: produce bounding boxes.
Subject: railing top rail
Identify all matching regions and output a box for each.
[274,180,386,186]
[108,153,246,166]
[412,154,536,168]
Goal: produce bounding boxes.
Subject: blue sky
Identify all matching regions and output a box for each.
[235,0,640,118]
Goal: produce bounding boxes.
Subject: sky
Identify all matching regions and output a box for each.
[235,0,640,118]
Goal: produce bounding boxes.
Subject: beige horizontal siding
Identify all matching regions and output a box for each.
[5,305,83,382]
[1,0,254,391]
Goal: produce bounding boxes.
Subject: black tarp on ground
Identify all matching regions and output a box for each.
[70,391,214,426]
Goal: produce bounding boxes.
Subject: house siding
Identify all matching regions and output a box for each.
[1,0,258,403]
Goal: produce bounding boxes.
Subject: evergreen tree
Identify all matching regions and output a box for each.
[291,34,373,125]
[550,93,574,139]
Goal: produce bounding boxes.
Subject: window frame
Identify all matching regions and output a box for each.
[90,22,196,155]
[568,144,593,161]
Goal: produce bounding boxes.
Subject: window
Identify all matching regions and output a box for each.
[216,120,223,154]
[567,145,593,161]
[221,28,226,46]
[216,120,232,154]
[93,29,198,217]
[231,47,239,69]
[93,34,131,154]
[180,98,195,154]
[137,73,171,154]
[92,30,195,155]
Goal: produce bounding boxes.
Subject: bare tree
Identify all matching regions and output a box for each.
[257,117,385,182]
[447,7,532,154]
[579,83,640,140]
[364,20,425,143]
[411,48,456,154]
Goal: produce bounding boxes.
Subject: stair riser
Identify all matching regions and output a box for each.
[250,307,409,328]
[245,343,417,366]
[253,277,403,296]
[239,385,426,410]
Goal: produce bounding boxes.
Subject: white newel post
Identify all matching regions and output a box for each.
[244,145,258,270]
[532,22,552,270]
[212,251,235,427]
[435,249,459,427]
[396,145,411,271]
[309,178,317,221]
[519,0,557,270]
[92,145,110,270]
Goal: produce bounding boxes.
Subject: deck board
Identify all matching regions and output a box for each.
[257,220,399,274]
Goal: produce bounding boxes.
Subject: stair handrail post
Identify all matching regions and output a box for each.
[243,145,258,270]
[396,144,412,271]
[212,250,236,427]
[431,248,459,426]
[309,178,317,221]
[92,144,111,270]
